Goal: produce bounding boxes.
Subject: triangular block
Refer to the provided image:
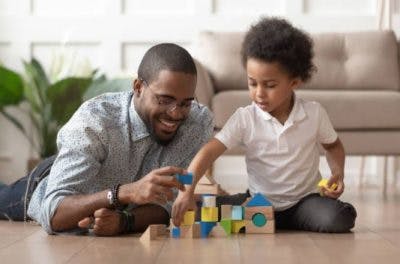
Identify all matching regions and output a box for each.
[219,219,232,235]
[200,222,216,238]
[246,193,272,207]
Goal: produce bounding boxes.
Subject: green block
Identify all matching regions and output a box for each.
[252,213,267,227]
[220,219,232,235]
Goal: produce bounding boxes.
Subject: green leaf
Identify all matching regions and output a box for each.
[83,78,131,101]
[0,65,24,107]
[47,77,93,125]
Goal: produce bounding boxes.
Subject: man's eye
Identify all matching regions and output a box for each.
[158,97,175,105]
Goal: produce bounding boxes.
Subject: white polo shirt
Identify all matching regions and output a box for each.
[215,94,337,211]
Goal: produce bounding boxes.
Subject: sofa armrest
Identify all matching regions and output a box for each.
[194,59,215,109]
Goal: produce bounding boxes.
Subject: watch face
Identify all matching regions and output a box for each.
[107,191,113,204]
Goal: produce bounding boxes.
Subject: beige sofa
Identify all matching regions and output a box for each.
[194,30,400,156]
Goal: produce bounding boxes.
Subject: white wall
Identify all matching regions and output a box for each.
[1,0,399,184]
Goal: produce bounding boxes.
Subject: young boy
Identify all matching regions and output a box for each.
[172,17,356,233]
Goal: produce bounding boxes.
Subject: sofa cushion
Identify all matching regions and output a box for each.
[197,31,400,92]
[212,90,400,130]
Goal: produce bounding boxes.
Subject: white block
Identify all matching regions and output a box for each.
[202,195,216,207]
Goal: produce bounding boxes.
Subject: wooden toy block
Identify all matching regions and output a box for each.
[245,219,275,234]
[201,207,218,222]
[231,205,244,220]
[246,193,272,207]
[202,195,216,207]
[210,224,229,237]
[171,227,181,238]
[179,223,201,238]
[195,184,220,195]
[200,222,216,238]
[231,220,246,233]
[318,178,338,193]
[176,173,193,185]
[245,206,274,220]
[140,224,168,242]
[220,219,232,235]
[182,210,195,226]
[221,205,232,220]
[241,197,252,207]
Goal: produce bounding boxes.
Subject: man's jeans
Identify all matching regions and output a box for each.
[0,155,56,221]
[216,191,357,233]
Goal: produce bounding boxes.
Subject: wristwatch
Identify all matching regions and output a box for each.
[107,184,122,208]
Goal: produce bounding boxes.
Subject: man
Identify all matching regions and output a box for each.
[0,43,213,236]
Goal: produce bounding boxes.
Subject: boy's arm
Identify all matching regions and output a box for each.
[172,138,227,226]
[321,137,345,199]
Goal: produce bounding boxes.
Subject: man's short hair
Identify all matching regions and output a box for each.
[138,43,197,84]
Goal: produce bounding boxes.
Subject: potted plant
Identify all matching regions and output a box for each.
[0,58,94,167]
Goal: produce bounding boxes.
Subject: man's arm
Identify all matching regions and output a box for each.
[321,137,346,199]
[51,166,185,232]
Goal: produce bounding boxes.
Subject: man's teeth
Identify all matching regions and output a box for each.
[160,120,177,127]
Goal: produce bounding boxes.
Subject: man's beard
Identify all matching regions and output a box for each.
[144,119,177,146]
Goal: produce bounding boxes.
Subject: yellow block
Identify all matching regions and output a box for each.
[182,210,195,226]
[201,207,218,222]
[318,179,338,192]
[232,220,246,234]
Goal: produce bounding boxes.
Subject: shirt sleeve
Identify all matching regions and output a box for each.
[317,104,338,144]
[215,108,245,149]
[31,102,107,234]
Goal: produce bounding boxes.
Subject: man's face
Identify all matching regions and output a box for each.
[133,70,197,145]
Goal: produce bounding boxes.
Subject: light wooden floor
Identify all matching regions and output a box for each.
[1,187,400,264]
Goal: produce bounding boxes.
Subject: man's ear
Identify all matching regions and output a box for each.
[133,79,143,97]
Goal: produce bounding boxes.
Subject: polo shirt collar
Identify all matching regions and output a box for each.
[254,92,307,124]
[129,95,150,142]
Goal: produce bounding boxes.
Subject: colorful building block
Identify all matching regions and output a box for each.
[245,219,275,234]
[182,210,195,226]
[202,195,216,207]
[210,224,229,237]
[200,222,216,238]
[140,224,169,242]
[252,213,267,227]
[318,178,338,192]
[176,173,193,185]
[232,220,246,233]
[201,207,218,222]
[219,219,232,235]
[171,227,181,238]
[221,205,232,220]
[246,193,272,207]
[231,205,244,220]
[245,206,274,220]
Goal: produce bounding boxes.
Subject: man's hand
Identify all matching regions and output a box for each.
[321,174,344,199]
[171,190,196,227]
[78,208,122,236]
[119,166,186,205]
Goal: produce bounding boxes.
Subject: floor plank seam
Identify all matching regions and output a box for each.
[63,236,95,264]
[0,224,41,250]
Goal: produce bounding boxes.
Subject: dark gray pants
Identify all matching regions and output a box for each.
[215,191,357,233]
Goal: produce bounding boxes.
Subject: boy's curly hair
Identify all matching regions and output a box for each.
[241,17,316,82]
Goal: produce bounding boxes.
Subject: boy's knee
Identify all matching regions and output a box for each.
[318,203,357,233]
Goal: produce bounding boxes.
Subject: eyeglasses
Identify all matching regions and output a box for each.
[139,78,198,112]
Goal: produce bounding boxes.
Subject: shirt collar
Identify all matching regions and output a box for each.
[254,92,307,124]
[129,95,150,142]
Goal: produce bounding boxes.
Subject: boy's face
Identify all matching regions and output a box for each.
[246,58,301,118]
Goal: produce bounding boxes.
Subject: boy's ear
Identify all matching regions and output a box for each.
[291,78,303,90]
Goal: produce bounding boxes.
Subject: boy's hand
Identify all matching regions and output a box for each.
[322,174,344,199]
[171,190,196,226]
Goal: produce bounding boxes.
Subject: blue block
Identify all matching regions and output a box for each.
[231,206,243,220]
[172,227,181,238]
[200,222,216,238]
[176,173,193,185]
[246,193,272,207]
